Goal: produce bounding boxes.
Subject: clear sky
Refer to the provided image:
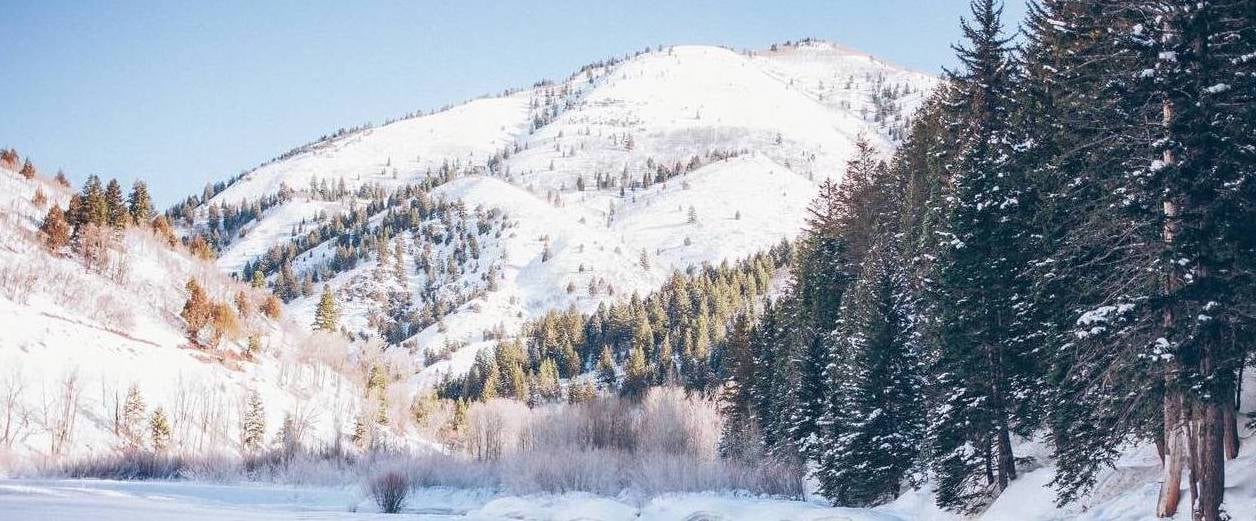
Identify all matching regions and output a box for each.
[0,0,1027,206]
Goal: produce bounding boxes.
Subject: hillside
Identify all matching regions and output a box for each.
[0,162,361,463]
[185,40,936,384]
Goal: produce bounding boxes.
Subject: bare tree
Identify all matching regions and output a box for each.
[41,370,81,457]
[0,367,29,448]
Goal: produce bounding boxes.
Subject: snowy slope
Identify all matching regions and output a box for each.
[194,40,937,381]
[0,166,361,463]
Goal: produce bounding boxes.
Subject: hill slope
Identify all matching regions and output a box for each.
[188,40,936,383]
[0,164,360,462]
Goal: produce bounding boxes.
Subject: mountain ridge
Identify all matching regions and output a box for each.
[174,39,937,383]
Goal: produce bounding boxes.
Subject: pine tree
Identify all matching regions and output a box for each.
[251,270,266,289]
[1014,0,1153,507]
[122,384,146,450]
[596,345,617,389]
[1009,3,1256,519]
[816,242,924,507]
[926,0,1038,511]
[481,361,501,401]
[719,313,760,461]
[313,285,339,332]
[535,358,562,401]
[40,205,70,251]
[149,407,171,452]
[622,342,650,399]
[127,180,154,225]
[241,390,266,453]
[19,158,35,180]
[65,193,84,233]
[81,175,108,226]
[105,178,128,228]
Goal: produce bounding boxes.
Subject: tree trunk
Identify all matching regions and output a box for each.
[1185,405,1199,517]
[1157,392,1185,518]
[1226,346,1242,460]
[997,419,1016,487]
[1197,402,1225,521]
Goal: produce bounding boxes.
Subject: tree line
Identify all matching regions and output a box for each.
[719,1,1254,519]
[436,245,788,404]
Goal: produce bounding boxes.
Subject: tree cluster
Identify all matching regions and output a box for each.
[721,2,1254,520]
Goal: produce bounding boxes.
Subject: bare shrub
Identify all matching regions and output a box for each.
[499,448,623,494]
[638,386,721,458]
[57,451,188,480]
[387,452,496,489]
[75,223,114,273]
[31,387,799,499]
[91,293,136,332]
[465,399,528,461]
[1,367,30,448]
[40,370,82,457]
[369,469,410,514]
[0,262,38,304]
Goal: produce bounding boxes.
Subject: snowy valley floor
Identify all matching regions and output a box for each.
[2,452,1255,521]
[0,479,900,521]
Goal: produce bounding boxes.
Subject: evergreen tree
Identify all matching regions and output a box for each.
[149,407,171,452]
[926,0,1038,510]
[621,342,650,398]
[81,175,108,226]
[535,358,562,401]
[596,346,617,389]
[19,158,35,180]
[481,361,501,400]
[122,384,146,450]
[351,414,371,451]
[127,180,154,225]
[241,390,266,453]
[718,313,760,461]
[105,178,128,228]
[816,242,924,507]
[65,194,84,232]
[313,285,339,332]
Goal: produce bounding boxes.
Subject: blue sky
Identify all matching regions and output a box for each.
[0,1,1027,206]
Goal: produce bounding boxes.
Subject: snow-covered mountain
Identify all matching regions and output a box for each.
[191,41,936,385]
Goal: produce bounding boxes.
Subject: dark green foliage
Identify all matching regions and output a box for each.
[816,241,924,506]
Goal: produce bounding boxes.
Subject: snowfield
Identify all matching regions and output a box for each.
[3,436,1254,521]
[0,479,921,520]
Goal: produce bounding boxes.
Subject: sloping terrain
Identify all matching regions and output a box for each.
[0,165,359,462]
[193,40,936,382]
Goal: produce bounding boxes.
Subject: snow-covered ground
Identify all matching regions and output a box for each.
[0,479,905,520]
[4,440,1254,521]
